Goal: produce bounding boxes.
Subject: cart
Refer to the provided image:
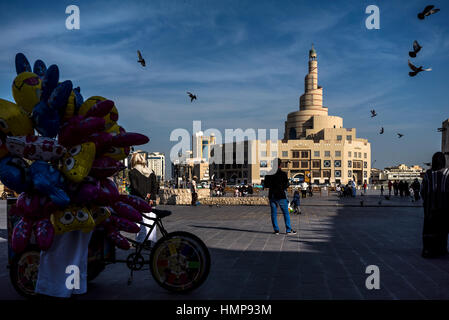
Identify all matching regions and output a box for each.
[6,198,211,299]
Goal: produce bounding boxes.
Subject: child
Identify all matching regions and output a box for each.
[291,190,301,214]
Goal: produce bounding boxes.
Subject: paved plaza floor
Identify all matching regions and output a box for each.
[1,194,449,300]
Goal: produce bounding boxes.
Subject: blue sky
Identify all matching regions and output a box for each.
[0,0,448,177]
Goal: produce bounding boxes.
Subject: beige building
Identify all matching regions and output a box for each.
[372,164,425,184]
[442,119,449,168]
[210,45,371,186]
[147,152,165,182]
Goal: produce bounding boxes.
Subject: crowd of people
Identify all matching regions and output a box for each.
[386,178,422,201]
[233,184,254,197]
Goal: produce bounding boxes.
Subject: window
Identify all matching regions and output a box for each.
[300,151,309,159]
[335,151,341,157]
[364,153,367,159]
[312,170,321,177]
[312,160,321,168]
[260,160,267,168]
[261,151,267,157]
[348,160,352,168]
[353,161,362,169]
[364,161,367,168]
[346,135,352,141]
[323,160,331,168]
[280,161,289,168]
[348,170,352,178]
[272,151,277,157]
[282,151,288,157]
[364,171,367,178]
[323,170,331,178]
[324,151,331,157]
[292,161,300,168]
[337,135,342,141]
[301,161,308,168]
[314,151,320,157]
[335,170,341,177]
[334,160,341,167]
[348,151,352,157]
[243,171,248,178]
[358,152,362,158]
[292,151,300,158]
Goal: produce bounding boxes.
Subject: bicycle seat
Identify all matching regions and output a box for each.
[152,209,172,218]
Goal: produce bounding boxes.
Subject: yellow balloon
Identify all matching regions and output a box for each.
[79,96,118,130]
[12,72,41,114]
[51,206,96,235]
[61,142,96,183]
[0,98,34,136]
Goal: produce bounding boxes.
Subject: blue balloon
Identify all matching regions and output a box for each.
[0,156,32,193]
[33,59,47,78]
[40,64,59,102]
[15,53,31,75]
[31,101,60,138]
[48,80,72,114]
[29,161,70,207]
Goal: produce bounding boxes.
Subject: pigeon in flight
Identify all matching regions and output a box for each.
[418,5,440,20]
[408,60,432,77]
[437,127,447,132]
[370,110,377,117]
[379,127,384,134]
[137,50,146,67]
[187,92,197,102]
[397,133,404,138]
[409,40,422,58]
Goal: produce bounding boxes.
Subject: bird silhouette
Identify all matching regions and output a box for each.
[370,110,377,117]
[380,127,384,134]
[408,60,432,77]
[187,92,197,102]
[409,40,422,58]
[418,5,440,20]
[423,162,431,166]
[137,50,146,67]
[437,127,447,132]
[397,133,404,138]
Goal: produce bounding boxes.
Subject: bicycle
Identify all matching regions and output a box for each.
[8,204,211,299]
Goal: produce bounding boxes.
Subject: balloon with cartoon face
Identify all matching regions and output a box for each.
[63,87,84,121]
[90,206,111,226]
[11,72,41,114]
[50,206,95,235]
[79,96,118,131]
[61,142,96,183]
[0,98,34,137]
[6,135,66,162]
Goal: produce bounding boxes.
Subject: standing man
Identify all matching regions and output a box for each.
[411,178,421,202]
[264,159,297,235]
[191,176,198,206]
[388,180,392,196]
[420,152,449,258]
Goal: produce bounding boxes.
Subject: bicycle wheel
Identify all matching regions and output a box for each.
[150,231,210,293]
[9,245,40,299]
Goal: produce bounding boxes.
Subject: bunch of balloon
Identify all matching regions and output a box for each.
[2,53,150,252]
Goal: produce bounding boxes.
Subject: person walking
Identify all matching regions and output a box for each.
[420,152,449,258]
[388,180,392,196]
[128,152,157,248]
[380,185,384,196]
[411,178,421,201]
[264,159,297,235]
[291,190,301,214]
[393,181,399,196]
[191,176,198,205]
[363,182,367,195]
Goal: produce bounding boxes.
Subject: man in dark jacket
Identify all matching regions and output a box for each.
[421,152,449,258]
[264,159,296,235]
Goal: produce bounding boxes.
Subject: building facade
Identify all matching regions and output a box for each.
[147,152,165,182]
[209,45,371,186]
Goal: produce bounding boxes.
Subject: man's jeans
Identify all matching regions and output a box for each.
[269,198,292,232]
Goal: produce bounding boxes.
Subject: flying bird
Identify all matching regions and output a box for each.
[137,50,146,67]
[409,40,422,58]
[408,60,432,77]
[397,133,404,138]
[424,162,431,166]
[437,127,447,132]
[370,110,377,117]
[187,92,197,102]
[380,127,384,134]
[418,5,440,20]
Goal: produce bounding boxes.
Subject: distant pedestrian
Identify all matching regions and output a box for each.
[393,181,399,196]
[421,152,449,258]
[363,182,367,194]
[411,178,421,201]
[388,181,393,196]
[291,190,301,214]
[300,182,308,198]
[264,159,296,235]
[191,176,198,206]
[380,185,384,196]
[399,181,404,197]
